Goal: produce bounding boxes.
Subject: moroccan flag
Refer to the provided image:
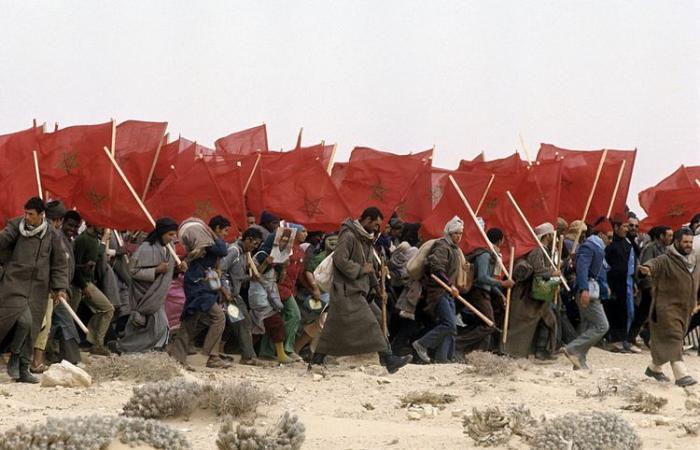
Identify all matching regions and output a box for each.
[293,143,335,172]
[471,152,485,162]
[114,120,167,198]
[331,162,348,188]
[458,152,526,174]
[421,171,494,255]
[349,146,433,164]
[262,158,351,232]
[398,167,452,223]
[640,186,700,231]
[147,137,194,197]
[338,154,430,218]
[0,126,45,224]
[71,149,152,231]
[205,158,248,231]
[214,124,268,155]
[537,144,636,222]
[0,125,43,164]
[146,158,236,230]
[639,165,700,215]
[37,122,113,202]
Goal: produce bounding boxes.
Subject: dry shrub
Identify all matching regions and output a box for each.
[0,415,190,450]
[83,352,181,382]
[462,351,516,377]
[462,404,537,447]
[123,378,273,420]
[575,375,639,400]
[622,390,668,414]
[216,412,305,450]
[685,391,700,414]
[530,411,642,450]
[400,391,457,407]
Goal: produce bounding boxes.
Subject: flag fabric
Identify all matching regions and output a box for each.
[214,124,268,155]
[147,137,194,197]
[293,143,334,172]
[350,146,433,164]
[330,162,348,188]
[37,122,113,202]
[0,126,44,224]
[204,156,248,230]
[640,186,700,231]
[537,144,636,222]
[638,165,700,215]
[114,120,167,198]
[398,167,452,223]
[458,152,526,174]
[0,125,43,164]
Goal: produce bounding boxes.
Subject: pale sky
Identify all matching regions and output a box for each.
[1,1,698,215]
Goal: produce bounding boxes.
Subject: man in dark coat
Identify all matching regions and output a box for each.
[311,207,412,374]
[0,197,69,383]
[639,228,700,387]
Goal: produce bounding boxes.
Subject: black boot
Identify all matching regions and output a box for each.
[383,353,413,374]
[6,353,20,380]
[307,352,326,371]
[17,364,39,384]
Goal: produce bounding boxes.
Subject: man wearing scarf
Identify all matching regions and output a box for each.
[412,216,464,363]
[311,207,412,374]
[109,218,184,354]
[0,197,69,383]
[639,228,700,387]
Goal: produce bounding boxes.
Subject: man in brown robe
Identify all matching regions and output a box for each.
[504,222,559,359]
[639,228,700,387]
[0,197,69,383]
[311,207,412,374]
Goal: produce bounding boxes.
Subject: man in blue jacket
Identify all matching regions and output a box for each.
[561,218,613,370]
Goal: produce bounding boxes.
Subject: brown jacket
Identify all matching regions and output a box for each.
[644,251,700,365]
[0,218,70,346]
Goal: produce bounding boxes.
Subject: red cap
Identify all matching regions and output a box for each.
[593,220,613,234]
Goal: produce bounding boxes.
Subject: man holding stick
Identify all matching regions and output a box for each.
[0,197,69,383]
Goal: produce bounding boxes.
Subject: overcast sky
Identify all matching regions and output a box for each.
[1,1,698,214]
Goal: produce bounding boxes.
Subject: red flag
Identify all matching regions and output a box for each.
[397,167,452,223]
[0,126,44,224]
[638,165,700,215]
[293,143,334,171]
[458,152,526,174]
[146,158,237,229]
[0,125,43,164]
[350,146,433,164]
[114,120,167,198]
[214,124,268,155]
[37,122,113,202]
[537,144,636,221]
[204,157,248,231]
[331,162,348,188]
[640,186,700,231]
[471,152,485,162]
[147,137,194,196]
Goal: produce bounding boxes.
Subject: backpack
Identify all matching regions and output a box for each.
[461,248,488,293]
[313,252,334,292]
[406,239,437,280]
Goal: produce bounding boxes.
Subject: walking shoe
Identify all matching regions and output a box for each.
[17,365,39,384]
[106,341,122,356]
[610,342,631,353]
[385,354,413,374]
[6,353,20,380]
[412,341,430,363]
[560,347,582,370]
[675,375,698,387]
[645,367,670,382]
[623,342,642,354]
[89,345,111,356]
[206,356,232,369]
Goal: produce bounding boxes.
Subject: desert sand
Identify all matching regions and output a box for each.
[2,348,700,449]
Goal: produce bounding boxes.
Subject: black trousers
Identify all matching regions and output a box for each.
[627,288,652,343]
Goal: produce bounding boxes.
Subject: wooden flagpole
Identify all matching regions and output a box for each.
[448,175,511,279]
[474,173,496,215]
[110,118,116,156]
[571,149,608,253]
[431,274,497,328]
[142,131,167,200]
[102,146,182,265]
[327,143,337,175]
[518,132,533,166]
[605,160,626,217]
[506,190,570,291]
[501,246,515,344]
[243,153,262,195]
[32,150,43,199]
[695,179,700,189]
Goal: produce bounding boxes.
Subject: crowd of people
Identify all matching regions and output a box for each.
[1,197,699,388]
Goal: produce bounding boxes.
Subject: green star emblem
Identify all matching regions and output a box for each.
[86,188,106,211]
[668,205,685,217]
[58,150,79,175]
[369,181,387,202]
[302,198,323,218]
[194,199,214,219]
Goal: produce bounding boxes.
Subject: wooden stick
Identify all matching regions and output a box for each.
[243,153,262,195]
[110,118,117,156]
[553,235,565,305]
[506,191,570,291]
[502,246,515,344]
[58,297,89,334]
[571,149,608,254]
[379,254,388,338]
[448,175,511,279]
[326,143,337,175]
[431,274,497,329]
[605,160,626,217]
[102,146,182,265]
[474,173,496,215]
[32,150,43,199]
[695,179,700,189]
[518,132,533,166]
[142,130,166,200]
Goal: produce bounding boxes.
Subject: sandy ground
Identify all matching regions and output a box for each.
[2,348,700,449]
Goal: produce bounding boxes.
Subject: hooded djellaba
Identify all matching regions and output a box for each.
[109,217,180,354]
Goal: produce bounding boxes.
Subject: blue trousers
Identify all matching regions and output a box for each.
[417,295,456,362]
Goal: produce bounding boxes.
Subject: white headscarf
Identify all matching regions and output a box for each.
[444,216,464,237]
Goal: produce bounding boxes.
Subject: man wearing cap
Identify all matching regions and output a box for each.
[561,218,612,370]
[504,222,560,359]
[250,211,280,241]
[108,218,185,354]
[0,197,69,383]
[639,228,699,387]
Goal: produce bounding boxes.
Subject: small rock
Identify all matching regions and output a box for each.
[312,374,323,382]
[285,386,295,393]
[362,402,375,411]
[376,377,391,385]
[552,370,565,378]
[407,410,422,420]
[655,416,673,426]
[41,361,92,388]
[452,409,465,418]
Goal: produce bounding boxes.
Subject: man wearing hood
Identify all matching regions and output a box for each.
[109,218,184,354]
[251,211,280,241]
[311,207,412,374]
[412,216,465,363]
[0,197,69,383]
[639,228,700,387]
[561,218,612,370]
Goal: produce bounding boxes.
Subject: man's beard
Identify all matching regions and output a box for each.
[675,243,691,256]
